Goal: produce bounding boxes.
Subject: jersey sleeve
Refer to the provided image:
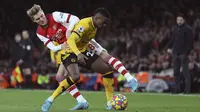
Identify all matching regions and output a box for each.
[67,21,89,55]
[52,11,80,37]
[52,11,79,25]
[36,33,62,52]
[52,11,71,23]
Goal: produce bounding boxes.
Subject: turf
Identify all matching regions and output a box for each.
[0,89,200,112]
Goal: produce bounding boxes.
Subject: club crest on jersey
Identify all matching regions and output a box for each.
[53,25,57,30]
[71,58,76,62]
[77,26,84,33]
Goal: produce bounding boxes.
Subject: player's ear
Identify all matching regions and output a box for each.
[30,16,36,22]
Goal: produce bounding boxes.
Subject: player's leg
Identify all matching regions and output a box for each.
[55,64,67,95]
[102,73,114,110]
[51,64,80,101]
[56,52,87,100]
[55,63,87,103]
[62,54,89,110]
[88,40,138,91]
[52,53,81,100]
[100,51,138,91]
[71,48,114,110]
[55,64,66,83]
[90,57,114,110]
[42,53,87,112]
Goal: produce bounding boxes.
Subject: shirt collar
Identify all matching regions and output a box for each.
[90,17,96,29]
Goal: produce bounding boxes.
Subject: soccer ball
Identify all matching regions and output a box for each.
[111,94,128,110]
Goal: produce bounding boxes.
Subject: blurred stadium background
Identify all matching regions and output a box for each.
[0,0,200,111]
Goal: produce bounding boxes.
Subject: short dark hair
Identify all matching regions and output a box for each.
[94,8,111,19]
[177,13,186,20]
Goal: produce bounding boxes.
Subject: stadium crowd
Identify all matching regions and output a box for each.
[0,0,200,91]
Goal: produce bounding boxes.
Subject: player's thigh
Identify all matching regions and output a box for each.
[91,57,112,74]
[56,63,66,76]
[99,50,110,60]
[63,67,68,76]
[61,53,80,81]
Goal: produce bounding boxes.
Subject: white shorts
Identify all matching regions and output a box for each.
[87,39,106,56]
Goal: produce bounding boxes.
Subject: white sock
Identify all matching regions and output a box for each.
[107,101,111,106]
[76,95,87,103]
[107,57,134,82]
[124,73,134,82]
[47,96,54,102]
[68,85,87,103]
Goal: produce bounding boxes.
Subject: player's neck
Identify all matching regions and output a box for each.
[91,17,97,28]
[41,23,48,28]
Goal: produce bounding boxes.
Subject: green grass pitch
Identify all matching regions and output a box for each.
[0,89,200,112]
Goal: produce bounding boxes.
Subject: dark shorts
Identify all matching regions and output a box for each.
[61,50,99,69]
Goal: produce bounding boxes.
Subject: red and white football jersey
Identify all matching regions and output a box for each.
[36,11,79,52]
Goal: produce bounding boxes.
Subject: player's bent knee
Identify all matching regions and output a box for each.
[100,51,111,62]
[56,75,66,82]
[68,70,80,82]
[103,72,114,78]
[71,74,80,82]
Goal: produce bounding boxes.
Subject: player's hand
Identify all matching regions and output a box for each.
[77,53,88,65]
[61,42,69,50]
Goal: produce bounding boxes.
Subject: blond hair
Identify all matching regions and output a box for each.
[27,4,42,21]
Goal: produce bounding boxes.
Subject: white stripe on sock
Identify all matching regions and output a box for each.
[108,57,115,64]
[113,61,121,68]
[68,87,87,103]
[69,88,78,96]
[118,66,126,73]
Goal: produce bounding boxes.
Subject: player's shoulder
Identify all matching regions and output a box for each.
[73,17,91,33]
[52,11,64,17]
[52,11,70,18]
[79,17,91,24]
[76,17,92,29]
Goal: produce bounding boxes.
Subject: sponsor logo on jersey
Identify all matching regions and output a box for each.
[53,25,57,30]
[78,26,84,33]
[60,12,64,18]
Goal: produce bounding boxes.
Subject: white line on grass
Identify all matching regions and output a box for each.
[1,89,200,97]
